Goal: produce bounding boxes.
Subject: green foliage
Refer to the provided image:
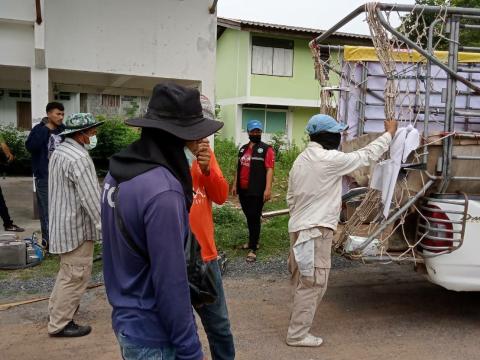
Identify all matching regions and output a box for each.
[90,115,140,161]
[124,100,140,118]
[213,136,238,184]
[0,126,31,175]
[0,126,31,162]
[401,0,480,49]
[269,132,287,158]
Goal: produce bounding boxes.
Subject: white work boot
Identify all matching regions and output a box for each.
[286,333,323,347]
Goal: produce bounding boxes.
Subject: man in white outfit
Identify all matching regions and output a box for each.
[286,114,398,347]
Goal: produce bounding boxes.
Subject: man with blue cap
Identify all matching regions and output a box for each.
[285,114,397,347]
[232,119,275,262]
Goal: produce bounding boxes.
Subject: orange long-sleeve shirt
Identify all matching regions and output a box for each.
[189,149,228,262]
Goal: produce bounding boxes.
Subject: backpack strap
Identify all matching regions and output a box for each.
[113,186,150,264]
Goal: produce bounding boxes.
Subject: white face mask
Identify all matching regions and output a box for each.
[184,146,196,167]
[84,135,97,151]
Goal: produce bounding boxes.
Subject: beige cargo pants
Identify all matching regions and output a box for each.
[286,227,333,341]
[48,240,94,334]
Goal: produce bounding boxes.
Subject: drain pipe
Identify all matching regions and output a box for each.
[209,0,218,14]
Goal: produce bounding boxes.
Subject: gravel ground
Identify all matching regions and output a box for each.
[0,254,358,300]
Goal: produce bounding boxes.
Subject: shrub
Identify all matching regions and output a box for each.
[213,136,238,184]
[0,126,31,175]
[90,115,140,172]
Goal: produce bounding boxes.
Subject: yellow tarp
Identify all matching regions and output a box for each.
[344,45,480,63]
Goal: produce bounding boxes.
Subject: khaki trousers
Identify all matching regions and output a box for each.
[286,227,333,341]
[48,240,94,334]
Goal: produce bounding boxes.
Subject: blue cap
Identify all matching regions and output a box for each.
[247,119,263,132]
[306,114,348,135]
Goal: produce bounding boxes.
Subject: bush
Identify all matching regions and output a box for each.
[90,115,140,172]
[0,126,31,175]
[213,136,238,184]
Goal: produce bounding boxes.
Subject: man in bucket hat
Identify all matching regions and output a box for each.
[285,114,397,347]
[101,84,223,360]
[48,113,103,337]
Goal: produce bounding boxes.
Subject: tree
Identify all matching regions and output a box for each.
[400,0,480,49]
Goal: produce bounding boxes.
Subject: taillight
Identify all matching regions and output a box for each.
[420,204,454,253]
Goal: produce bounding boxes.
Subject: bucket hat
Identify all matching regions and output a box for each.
[59,113,104,136]
[126,83,223,141]
[306,114,348,135]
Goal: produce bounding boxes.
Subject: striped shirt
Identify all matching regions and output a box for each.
[48,138,101,254]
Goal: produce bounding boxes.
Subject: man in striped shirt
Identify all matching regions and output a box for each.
[47,113,103,338]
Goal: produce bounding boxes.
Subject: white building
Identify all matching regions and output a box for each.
[0,0,218,128]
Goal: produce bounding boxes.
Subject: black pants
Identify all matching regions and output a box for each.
[239,193,264,251]
[0,185,13,228]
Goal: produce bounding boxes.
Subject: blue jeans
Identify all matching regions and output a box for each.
[116,332,176,360]
[35,178,49,245]
[195,260,235,360]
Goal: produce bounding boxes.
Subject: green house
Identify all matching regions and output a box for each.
[216,18,371,146]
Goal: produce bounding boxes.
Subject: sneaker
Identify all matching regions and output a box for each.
[286,334,323,347]
[49,320,92,338]
[4,224,25,232]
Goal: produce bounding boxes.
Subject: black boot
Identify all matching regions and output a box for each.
[49,320,92,337]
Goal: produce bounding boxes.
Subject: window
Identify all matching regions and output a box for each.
[101,94,120,107]
[251,37,293,77]
[242,106,287,134]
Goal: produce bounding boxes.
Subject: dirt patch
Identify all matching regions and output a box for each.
[1,264,480,360]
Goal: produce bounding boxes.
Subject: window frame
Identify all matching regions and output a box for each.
[251,36,294,78]
[241,106,288,134]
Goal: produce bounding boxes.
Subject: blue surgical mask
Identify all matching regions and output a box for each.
[84,135,97,151]
[184,146,196,167]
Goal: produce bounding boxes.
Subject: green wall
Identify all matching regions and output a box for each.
[218,104,236,140]
[250,37,320,100]
[291,107,319,146]
[216,29,249,99]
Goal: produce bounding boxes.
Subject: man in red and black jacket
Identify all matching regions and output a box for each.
[232,120,275,262]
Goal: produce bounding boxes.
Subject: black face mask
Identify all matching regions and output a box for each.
[249,135,261,144]
[310,132,341,150]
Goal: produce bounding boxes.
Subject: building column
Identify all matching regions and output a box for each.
[31,0,48,124]
[30,67,49,123]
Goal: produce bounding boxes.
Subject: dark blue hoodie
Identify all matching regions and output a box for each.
[101,166,202,360]
[25,117,65,180]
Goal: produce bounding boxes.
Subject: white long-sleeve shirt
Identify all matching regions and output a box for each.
[287,132,392,233]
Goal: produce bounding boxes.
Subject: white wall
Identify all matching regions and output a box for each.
[0,0,35,23]
[45,0,217,97]
[0,92,78,127]
[0,95,22,127]
[0,23,34,67]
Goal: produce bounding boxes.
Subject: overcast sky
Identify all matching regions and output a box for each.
[217,0,416,35]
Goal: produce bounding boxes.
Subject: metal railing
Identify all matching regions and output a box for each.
[415,194,469,257]
[267,3,480,261]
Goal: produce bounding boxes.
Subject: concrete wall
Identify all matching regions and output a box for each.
[0,0,35,23]
[44,0,216,97]
[0,91,80,127]
[217,104,237,141]
[0,23,34,67]
[216,29,249,100]
[291,107,318,146]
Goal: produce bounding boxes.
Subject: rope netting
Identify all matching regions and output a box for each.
[310,3,455,262]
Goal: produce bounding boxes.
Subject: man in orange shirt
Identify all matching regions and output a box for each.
[184,95,235,360]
